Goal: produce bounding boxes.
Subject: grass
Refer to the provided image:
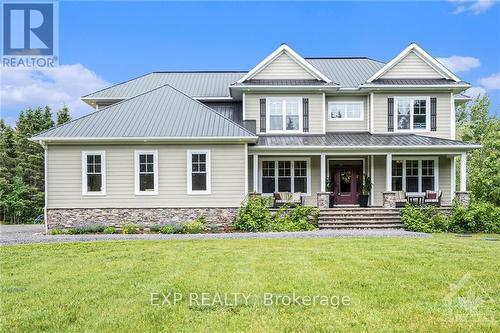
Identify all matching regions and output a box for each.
[1,234,499,332]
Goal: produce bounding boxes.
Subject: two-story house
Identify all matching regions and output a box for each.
[33,43,480,230]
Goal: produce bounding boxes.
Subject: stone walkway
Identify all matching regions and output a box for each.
[0,224,430,245]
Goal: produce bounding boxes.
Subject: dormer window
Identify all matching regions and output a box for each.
[267,97,302,133]
[395,97,430,132]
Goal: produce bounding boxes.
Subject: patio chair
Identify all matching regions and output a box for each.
[395,191,407,208]
[424,190,442,206]
[274,192,305,207]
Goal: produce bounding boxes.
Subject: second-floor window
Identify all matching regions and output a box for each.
[328,101,364,121]
[267,97,302,132]
[395,97,429,131]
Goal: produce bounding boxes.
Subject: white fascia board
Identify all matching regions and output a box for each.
[366,43,462,83]
[33,136,258,144]
[232,85,339,91]
[360,84,470,89]
[237,44,332,83]
[250,144,482,151]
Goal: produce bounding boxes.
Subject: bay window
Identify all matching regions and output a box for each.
[260,158,310,195]
[391,157,438,194]
[82,151,106,195]
[267,97,302,132]
[135,151,158,195]
[395,97,429,131]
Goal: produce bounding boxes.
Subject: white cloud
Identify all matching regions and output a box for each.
[478,72,500,90]
[465,86,487,98]
[449,0,495,15]
[0,64,110,120]
[436,56,480,73]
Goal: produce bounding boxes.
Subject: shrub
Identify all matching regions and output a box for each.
[103,226,116,234]
[66,227,78,235]
[400,205,449,233]
[234,196,273,232]
[450,200,500,233]
[149,224,161,233]
[49,228,64,235]
[267,205,317,232]
[181,218,207,234]
[122,224,139,234]
[160,225,175,234]
[76,224,105,234]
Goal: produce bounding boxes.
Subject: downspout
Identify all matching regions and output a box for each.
[39,140,48,234]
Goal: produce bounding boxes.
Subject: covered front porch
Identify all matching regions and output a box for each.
[247,133,478,208]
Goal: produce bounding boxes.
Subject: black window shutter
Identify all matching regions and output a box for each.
[303,98,309,132]
[430,97,437,132]
[259,98,266,133]
[388,98,394,132]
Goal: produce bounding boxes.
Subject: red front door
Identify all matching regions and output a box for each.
[333,167,361,205]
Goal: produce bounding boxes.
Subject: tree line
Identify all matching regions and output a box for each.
[0,106,70,223]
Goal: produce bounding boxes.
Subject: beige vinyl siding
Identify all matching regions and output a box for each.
[307,156,321,206]
[325,95,369,132]
[439,156,452,206]
[372,92,452,139]
[245,92,323,134]
[253,53,315,80]
[381,51,443,79]
[372,156,387,206]
[47,144,246,208]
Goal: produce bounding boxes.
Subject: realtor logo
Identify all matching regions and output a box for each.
[1,1,58,68]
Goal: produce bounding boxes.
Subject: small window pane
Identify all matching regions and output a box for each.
[397,99,411,130]
[87,174,102,192]
[278,161,291,177]
[422,177,434,192]
[262,178,275,194]
[192,173,207,191]
[406,177,418,192]
[140,174,154,192]
[140,155,146,163]
[278,177,291,192]
[294,178,307,193]
[270,116,283,130]
[392,177,403,191]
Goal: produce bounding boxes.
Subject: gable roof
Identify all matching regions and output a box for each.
[34,84,256,142]
[237,44,333,83]
[367,43,461,82]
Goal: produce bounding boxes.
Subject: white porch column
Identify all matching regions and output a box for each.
[460,152,467,192]
[386,153,392,192]
[320,154,326,192]
[450,156,456,202]
[253,154,259,192]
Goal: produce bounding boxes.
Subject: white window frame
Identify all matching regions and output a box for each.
[391,156,439,195]
[134,150,158,196]
[187,150,211,195]
[259,157,311,196]
[266,97,303,133]
[82,151,106,196]
[394,96,431,132]
[328,101,364,121]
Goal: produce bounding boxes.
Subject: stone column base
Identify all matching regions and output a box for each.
[317,192,330,209]
[382,192,396,208]
[455,191,470,205]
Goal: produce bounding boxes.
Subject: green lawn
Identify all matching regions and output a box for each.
[1,234,499,332]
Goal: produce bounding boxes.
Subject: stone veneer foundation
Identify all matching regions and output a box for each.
[47,208,238,232]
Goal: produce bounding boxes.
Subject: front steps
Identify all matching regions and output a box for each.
[318,208,405,229]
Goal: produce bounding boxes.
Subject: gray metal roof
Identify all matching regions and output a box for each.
[255,132,478,147]
[34,84,256,140]
[83,59,386,100]
[305,58,385,88]
[232,79,336,86]
[83,72,246,99]
[367,78,467,85]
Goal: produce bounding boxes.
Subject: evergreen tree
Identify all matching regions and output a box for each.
[56,105,71,125]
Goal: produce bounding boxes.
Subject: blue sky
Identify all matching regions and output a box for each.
[2,0,500,124]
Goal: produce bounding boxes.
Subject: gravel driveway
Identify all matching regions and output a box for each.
[1,224,429,245]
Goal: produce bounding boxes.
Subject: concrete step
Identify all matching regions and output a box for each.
[320,224,405,229]
[320,213,402,219]
[319,218,402,223]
